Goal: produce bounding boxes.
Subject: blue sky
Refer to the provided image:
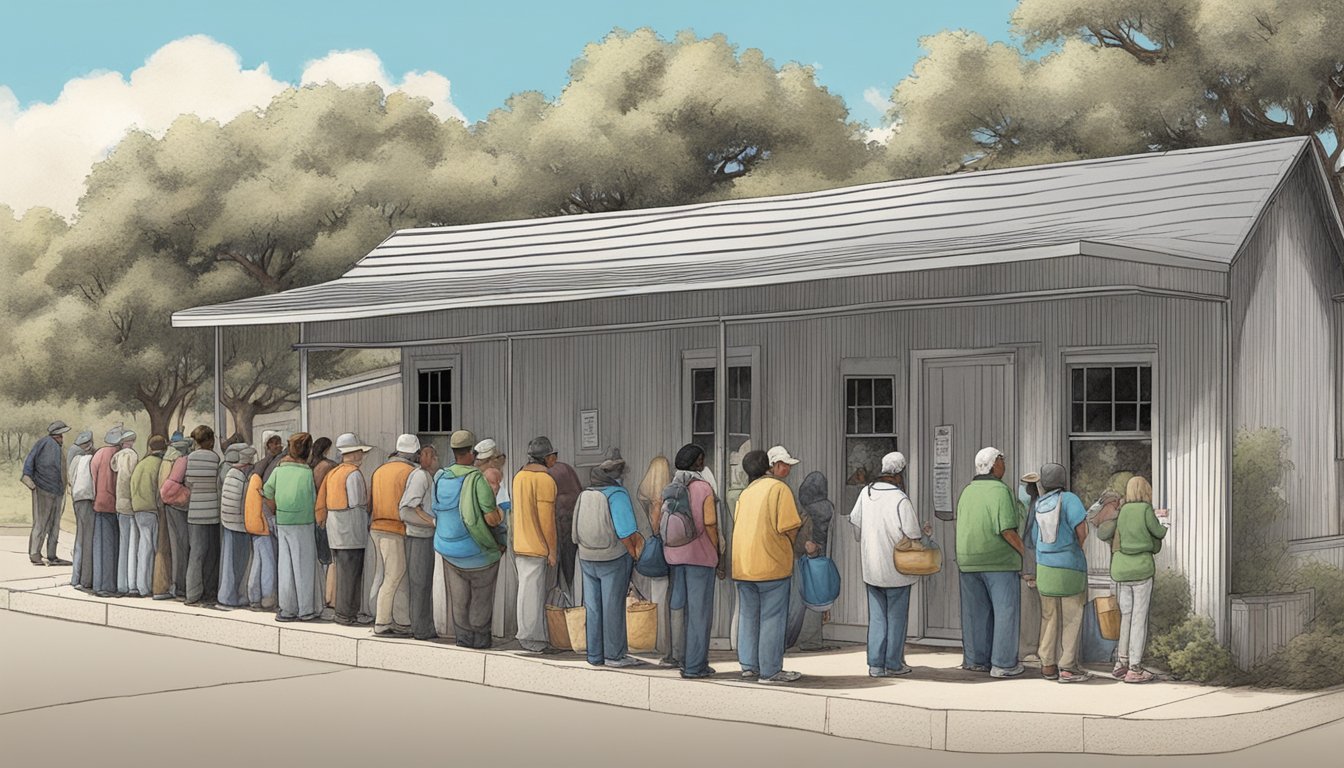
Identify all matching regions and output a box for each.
[0,0,1020,125]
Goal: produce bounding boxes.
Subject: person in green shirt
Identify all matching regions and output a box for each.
[263,433,319,622]
[1098,476,1168,683]
[955,447,1025,678]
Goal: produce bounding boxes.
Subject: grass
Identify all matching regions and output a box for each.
[0,461,75,533]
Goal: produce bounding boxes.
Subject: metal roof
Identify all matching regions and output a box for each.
[174,137,1315,327]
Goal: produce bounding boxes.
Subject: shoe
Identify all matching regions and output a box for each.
[275,614,298,623]
[1058,669,1093,683]
[184,599,201,606]
[681,667,717,679]
[1041,664,1059,680]
[1112,661,1129,679]
[990,664,1026,678]
[94,591,114,598]
[759,671,803,685]
[391,624,413,636]
[46,557,72,566]
[297,613,321,622]
[606,656,646,669]
[29,557,45,566]
[334,616,356,627]
[885,665,914,677]
[356,615,374,625]
[657,656,682,669]
[1124,668,1156,684]
[961,663,990,673]
[372,626,400,635]
[152,593,174,600]
[741,670,760,680]
[75,586,94,594]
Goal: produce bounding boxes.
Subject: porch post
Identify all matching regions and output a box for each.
[213,326,225,442]
[298,323,309,432]
[716,320,728,494]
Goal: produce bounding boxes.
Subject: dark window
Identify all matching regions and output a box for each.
[845,376,897,436]
[1070,365,1152,434]
[690,365,753,463]
[416,369,453,434]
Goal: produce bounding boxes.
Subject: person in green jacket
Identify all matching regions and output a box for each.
[432,430,505,649]
[263,433,319,622]
[955,447,1026,678]
[1098,475,1168,683]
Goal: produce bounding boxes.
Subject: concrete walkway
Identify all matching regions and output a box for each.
[2,535,1341,755]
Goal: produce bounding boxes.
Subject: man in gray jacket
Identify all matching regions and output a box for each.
[401,443,441,640]
[183,425,222,606]
[218,444,254,609]
[21,420,72,567]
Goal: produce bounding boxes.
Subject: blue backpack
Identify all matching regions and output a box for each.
[798,555,841,610]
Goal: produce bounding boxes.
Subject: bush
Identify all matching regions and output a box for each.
[1150,568,1192,638]
[1150,616,1237,684]
[1288,562,1344,633]
[1230,429,1293,594]
[1248,629,1344,689]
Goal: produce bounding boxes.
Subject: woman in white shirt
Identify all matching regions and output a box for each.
[848,451,931,678]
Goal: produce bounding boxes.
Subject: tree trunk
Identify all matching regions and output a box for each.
[141,397,178,444]
[225,400,258,446]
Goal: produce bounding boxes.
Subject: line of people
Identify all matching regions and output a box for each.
[24,420,1166,684]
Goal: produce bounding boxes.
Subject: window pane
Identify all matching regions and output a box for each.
[693,369,714,401]
[1086,368,1112,402]
[847,408,858,435]
[846,378,857,406]
[1086,403,1112,432]
[732,366,751,399]
[693,434,714,460]
[1071,368,1084,402]
[1114,366,1138,402]
[418,372,431,405]
[1114,403,1138,432]
[1140,403,1152,432]
[1140,366,1152,402]
[875,407,894,434]
[442,370,452,403]
[874,378,893,407]
[694,403,714,432]
[442,405,452,432]
[428,406,439,434]
[857,379,873,407]
[857,408,874,434]
[418,404,430,433]
[1072,404,1085,433]
[1069,439,1153,507]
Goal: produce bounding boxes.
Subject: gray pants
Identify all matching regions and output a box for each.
[445,559,499,648]
[29,488,62,561]
[332,548,364,621]
[1117,578,1155,668]
[129,511,157,596]
[405,536,437,640]
[515,554,550,649]
[117,515,134,594]
[277,524,317,619]
[165,506,189,597]
[218,527,251,607]
[92,513,119,594]
[71,500,94,588]
[186,523,220,604]
[248,528,278,608]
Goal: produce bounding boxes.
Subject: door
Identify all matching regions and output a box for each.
[917,353,1015,641]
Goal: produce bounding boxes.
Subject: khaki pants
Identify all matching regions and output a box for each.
[1038,591,1086,670]
[372,531,408,629]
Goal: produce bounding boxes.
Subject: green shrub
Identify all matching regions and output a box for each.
[1150,616,1237,684]
[1230,429,1293,594]
[1287,562,1344,632]
[1150,568,1192,638]
[1248,629,1344,690]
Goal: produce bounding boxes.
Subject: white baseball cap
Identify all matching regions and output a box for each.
[474,438,499,460]
[975,447,1004,474]
[336,432,373,455]
[767,445,800,466]
[881,451,907,475]
[396,434,421,454]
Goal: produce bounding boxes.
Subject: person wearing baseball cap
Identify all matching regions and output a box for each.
[512,436,561,653]
[319,433,373,625]
[955,446,1026,678]
[436,429,507,648]
[21,420,73,566]
[68,429,97,589]
[1017,470,1043,664]
[369,434,420,635]
[472,438,505,471]
[400,435,447,640]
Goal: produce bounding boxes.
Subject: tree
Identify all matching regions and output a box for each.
[884,0,1344,200]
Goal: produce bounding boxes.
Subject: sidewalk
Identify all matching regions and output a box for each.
[2,535,1341,755]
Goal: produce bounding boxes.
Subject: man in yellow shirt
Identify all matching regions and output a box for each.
[732,446,804,684]
[512,436,561,653]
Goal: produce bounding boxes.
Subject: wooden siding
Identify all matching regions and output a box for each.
[1230,157,1344,541]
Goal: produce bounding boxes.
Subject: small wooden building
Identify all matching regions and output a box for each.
[176,137,1344,643]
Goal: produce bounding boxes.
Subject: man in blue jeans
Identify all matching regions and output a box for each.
[955,447,1026,678]
[732,446,804,684]
[572,450,645,668]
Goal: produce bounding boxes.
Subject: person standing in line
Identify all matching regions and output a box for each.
[435,430,505,649]
[183,425,223,607]
[848,452,930,677]
[1028,463,1093,683]
[665,444,723,679]
[1098,476,1168,684]
[218,445,256,609]
[244,438,284,612]
[547,454,583,595]
[21,420,72,567]
[955,447,1026,678]
[732,446,805,684]
[90,426,125,597]
[401,442,441,641]
[310,437,337,611]
[68,430,96,590]
[111,430,140,596]
[127,435,166,598]
[787,470,839,653]
[573,450,645,668]
[1017,471,1043,664]
[153,435,191,600]
[512,436,561,654]
[318,433,372,626]
[369,434,419,635]
[263,432,320,622]
[633,455,674,665]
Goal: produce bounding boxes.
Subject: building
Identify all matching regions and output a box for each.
[175,136,1344,644]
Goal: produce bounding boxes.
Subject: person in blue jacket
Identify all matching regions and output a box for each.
[1027,463,1092,683]
[432,429,505,649]
[573,449,645,668]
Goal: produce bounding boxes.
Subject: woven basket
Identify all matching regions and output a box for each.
[564,606,588,653]
[1094,595,1122,641]
[626,599,658,651]
[893,545,942,576]
[545,603,572,650]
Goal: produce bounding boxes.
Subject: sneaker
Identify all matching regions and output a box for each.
[46,557,72,566]
[356,615,374,625]
[961,663,990,673]
[606,656,646,669]
[1112,661,1129,679]
[276,614,298,623]
[759,671,803,685]
[297,613,322,622]
[1058,669,1093,683]
[152,593,174,600]
[990,664,1026,678]
[740,670,760,680]
[680,667,717,679]
[657,656,682,669]
[1041,664,1059,680]
[29,557,45,566]
[885,665,914,677]
[1124,668,1156,684]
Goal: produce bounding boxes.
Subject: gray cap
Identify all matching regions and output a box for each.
[598,448,625,472]
[527,436,556,461]
[170,437,192,452]
[47,420,71,435]
[236,446,258,464]
[223,442,245,464]
[74,430,93,446]
[104,425,125,445]
[1039,463,1068,493]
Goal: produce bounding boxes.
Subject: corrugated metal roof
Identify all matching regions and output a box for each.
[174,137,1314,327]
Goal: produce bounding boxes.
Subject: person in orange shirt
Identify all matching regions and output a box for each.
[512,436,560,654]
[369,434,419,635]
[732,446,804,684]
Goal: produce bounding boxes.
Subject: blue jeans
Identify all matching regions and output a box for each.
[736,578,791,678]
[218,528,251,607]
[959,570,1021,670]
[248,531,277,607]
[866,584,912,672]
[116,515,134,594]
[581,554,633,664]
[92,513,120,594]
[672,564,716,675]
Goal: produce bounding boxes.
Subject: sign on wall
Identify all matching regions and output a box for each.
[580,409,600,451]
[933,424,954,517]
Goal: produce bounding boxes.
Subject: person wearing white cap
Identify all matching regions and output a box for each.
[472,438,506,471]
[848,451,931,677]
[401,438,443,640]
[435,429,506,648]
[955,446,1026,678]
[318,433,373,625]
[217,444,256,609]
[369,434,420,635]
[112,429,139,595]
[67,429,96,589]
[21,420,72,567]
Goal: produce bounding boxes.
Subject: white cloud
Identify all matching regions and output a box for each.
[0,36,465,218]
[865,123,899,145]
[863,86,894,115]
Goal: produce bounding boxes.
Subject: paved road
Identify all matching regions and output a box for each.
[0,610,1340,767]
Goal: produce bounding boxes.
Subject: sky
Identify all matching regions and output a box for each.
[0,0,1020,216]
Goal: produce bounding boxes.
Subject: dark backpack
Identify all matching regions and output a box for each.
[659,481,698,548]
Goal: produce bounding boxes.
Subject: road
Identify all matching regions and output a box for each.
[1,610,1340,767]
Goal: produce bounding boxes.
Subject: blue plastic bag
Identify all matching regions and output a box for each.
[798,555,841,610]
[635,534,669,578]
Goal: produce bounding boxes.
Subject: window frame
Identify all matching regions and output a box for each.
[681,346,761,467]
[1060,347,1160,497]
[405,353,460,437]
[844,374,898,438]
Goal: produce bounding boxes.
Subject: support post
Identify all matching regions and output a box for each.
[213,326,225,444]
[716,320,728,496]
[299,323,309,432]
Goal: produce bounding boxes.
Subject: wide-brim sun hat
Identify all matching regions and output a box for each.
[335,432,374,454]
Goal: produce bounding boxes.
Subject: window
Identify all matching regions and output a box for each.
[1071,365,1151,434]
[690,365,753,461]
[416,368,453,434]
[845,375,898,486]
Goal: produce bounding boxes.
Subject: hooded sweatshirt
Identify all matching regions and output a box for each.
[795,472,834,557]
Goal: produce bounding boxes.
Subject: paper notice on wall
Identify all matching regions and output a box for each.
[933,425,953,514]
[934,425,953,467]
[580,409,599,450]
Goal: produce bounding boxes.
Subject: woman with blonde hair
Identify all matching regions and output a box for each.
[1099,475,1168,683]
[634,455,675,664]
